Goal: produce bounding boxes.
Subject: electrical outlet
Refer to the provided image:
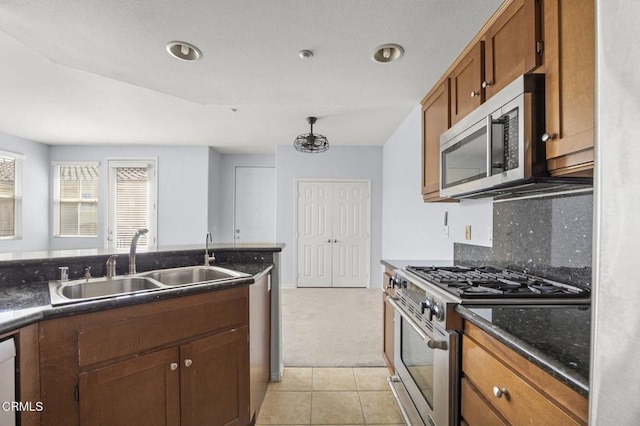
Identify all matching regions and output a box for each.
[465,225,472,240]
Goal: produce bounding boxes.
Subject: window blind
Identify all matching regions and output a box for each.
[56,165,99,236]
[0,156,16,237]
[114,167,149,249]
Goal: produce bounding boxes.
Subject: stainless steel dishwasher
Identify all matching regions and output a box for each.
[0,338,16,426]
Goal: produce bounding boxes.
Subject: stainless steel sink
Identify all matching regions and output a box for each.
[49,276,163,306]
[142,266,251,287]
[49,265,252,305]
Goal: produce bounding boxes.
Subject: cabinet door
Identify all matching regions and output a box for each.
[450,42,484,126]
[543,0,595,175]
[422,80,456,202]
[79,347,180,426]
[180,326,250,426]
[483,0,541,98]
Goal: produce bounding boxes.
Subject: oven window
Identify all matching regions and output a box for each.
[442,127,488,188]
[401,317,435,410]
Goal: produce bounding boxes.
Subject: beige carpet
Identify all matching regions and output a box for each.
[282,288,385,367]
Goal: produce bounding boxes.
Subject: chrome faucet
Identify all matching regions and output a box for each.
[106,255,117,278]
[204,231,215,266]
[129,228,148,274]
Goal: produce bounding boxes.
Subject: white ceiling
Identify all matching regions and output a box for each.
[0,0,502,154]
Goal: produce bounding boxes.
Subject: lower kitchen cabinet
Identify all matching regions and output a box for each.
[461,321,588,425]
[39,285,251,425]
[79,347,181,425]
[382,268,394,372]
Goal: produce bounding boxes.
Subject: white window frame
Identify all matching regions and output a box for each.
[106,158,158,250]
[52,161,100,238]
[0,150,24,240]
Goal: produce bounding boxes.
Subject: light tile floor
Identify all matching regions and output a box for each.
[256,367,404,425]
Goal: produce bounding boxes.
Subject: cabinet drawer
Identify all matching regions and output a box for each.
[462,337,581,425]
[461,378,507,426]
[78,289,248,367]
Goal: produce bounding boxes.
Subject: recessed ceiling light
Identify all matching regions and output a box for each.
[298,50,313,60]
[371,44,404,63]
[166,41,202,61]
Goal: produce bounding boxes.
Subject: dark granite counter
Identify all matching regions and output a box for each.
[0,247,281,335]
[380,259,454,270]
[456,304,590,396]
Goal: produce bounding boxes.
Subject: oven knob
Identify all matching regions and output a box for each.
[431,302,445,322]
[421,297,433,315]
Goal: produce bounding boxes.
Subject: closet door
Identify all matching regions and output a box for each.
[331,182,370,288]
[296,180,371,288]
[296,181,333,287]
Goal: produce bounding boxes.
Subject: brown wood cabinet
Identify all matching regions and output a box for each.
[449,42,484,126]
[483,0,541,98]
[421,80,456,202]
[249,273,271,423]
[40,285,251,426]
[461,321,588,425]
[382,268,394,372]
[541,0,595,176]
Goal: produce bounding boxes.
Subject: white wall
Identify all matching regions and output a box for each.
[218,154,276,243]
[208,148,222,237]
[381,105,493,261]
[591,1,640,423]
[276,145,383,288]
[49,145,210,249]
[0,132,50,251]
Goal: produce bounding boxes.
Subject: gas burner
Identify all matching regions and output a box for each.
[404,265,590,301]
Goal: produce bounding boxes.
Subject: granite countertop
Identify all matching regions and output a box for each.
[0,262,273,335]
[456,304,590,396]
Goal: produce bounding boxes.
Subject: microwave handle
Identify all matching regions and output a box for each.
[486,115,493,178]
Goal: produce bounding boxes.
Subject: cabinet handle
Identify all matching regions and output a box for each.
[470,91,479,98]
[184,359,193,367]
[482,80,493,89]
[327,239,331,243]
[541,132,556,143]
[493,386,508,399]
[170,362,178,371]
[333,239,337,243]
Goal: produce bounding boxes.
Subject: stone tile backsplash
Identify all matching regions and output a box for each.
[455,192,593,287]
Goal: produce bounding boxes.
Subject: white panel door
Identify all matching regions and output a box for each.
[296,181,333,287]
[234,166,276,243]
[331,182,370,287]
[296,180,370,288]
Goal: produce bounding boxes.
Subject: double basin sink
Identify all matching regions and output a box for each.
[49,265,252,306]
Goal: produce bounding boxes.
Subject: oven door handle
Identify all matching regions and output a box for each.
[386,296,429,341]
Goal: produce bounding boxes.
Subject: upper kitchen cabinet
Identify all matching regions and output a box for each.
[541,0,595,176]
[483,0,541,98]
[422,80,456,202]
[449,42,484,126]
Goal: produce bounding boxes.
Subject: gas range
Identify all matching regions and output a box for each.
[405,265,590,302]
[389,265,590,331]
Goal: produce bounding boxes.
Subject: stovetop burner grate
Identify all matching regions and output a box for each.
[405,265,589,299]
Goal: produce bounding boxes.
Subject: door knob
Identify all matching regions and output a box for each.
[493,386,508,399]
[170,362,178,371]
[470,91,479,98]
[184,359,193,367]
[482,80,493,89]
[333,239,337,243]
[327,239,331,243]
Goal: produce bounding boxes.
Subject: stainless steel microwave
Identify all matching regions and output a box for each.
[440,74,549,199]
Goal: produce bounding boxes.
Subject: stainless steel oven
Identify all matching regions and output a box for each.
[387,272,460,426]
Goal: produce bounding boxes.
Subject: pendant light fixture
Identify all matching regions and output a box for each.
[294,117,329,153]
